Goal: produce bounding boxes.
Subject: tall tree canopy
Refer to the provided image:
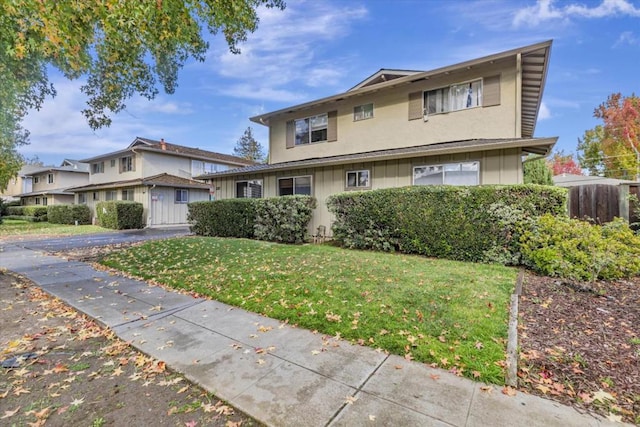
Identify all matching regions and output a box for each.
[0,0,285,190]
[233,126,265,163]
[577,93,640,179]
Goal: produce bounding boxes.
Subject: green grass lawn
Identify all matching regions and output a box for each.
[100,237,517,384]
[0,219,107,236]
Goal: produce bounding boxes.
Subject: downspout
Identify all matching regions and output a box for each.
[146,184,156,228]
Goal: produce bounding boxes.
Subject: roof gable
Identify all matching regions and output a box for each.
[349,69,422,91]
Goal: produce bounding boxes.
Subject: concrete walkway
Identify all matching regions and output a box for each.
[0,242,626,427]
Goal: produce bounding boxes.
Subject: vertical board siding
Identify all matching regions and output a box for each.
[568,184,620,224]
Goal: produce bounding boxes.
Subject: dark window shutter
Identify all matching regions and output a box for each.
[483,75,501,107]
[408,91,423,120]
[327,110,338,142]
[286,120,295,149]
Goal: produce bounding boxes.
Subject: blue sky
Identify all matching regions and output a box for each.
[21,0,640,168]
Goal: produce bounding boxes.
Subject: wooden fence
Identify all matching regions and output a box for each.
[567,184,639,226]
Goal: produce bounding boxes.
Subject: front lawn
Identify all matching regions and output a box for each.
[0,219,106,237]
[100,237,518,384]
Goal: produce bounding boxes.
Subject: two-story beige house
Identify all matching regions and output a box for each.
[197,40,558,234]
[1,164,44,203]
[15,160,90,206]
[70,137,255,226]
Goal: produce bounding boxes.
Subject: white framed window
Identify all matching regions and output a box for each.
[354,103,374,121]
[78,193,87,204]
[278,176,312,196]
[424,79,482,115]
[110,159,116,167]
[92,162,104,174]
[34,176,40,184]
[346,170,370,189]
[413,161,479,186]
[295,114,328,145]
[120,156,134,172]
[42,197,48,206]
[122,189,134,201]
[236,180,263,198]
[47,174,54,184]
[35,197,41,205]
[105,190,117,201]
[93,192,100,201]
[175,189,188,203]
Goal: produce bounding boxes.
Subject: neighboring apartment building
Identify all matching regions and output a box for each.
[0,164,43,203]
[70,137,255,226]
[15,160,90,206]
[197,40,558,234]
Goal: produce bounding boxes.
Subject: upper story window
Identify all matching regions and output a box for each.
[354,103,374,121]
[236,180,263,198]
[120,155,134,173]
[295,114,328,145]
[110,159,116,168]
[92,162,104,174]
[47,173,54,184]
[425,79,482,115]
[34,176,40,184]
[278,176,312,196]
[413,161,479,186]
[346,170,370,189]
[192,160,230,176]
[175,189,188,203]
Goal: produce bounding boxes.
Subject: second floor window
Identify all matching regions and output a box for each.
[47,174,54,184]
[354,103,374,121]
[424,79,482,115]
[92,162,104,174]
[34,176,39,184]
[120,156,134,172]
[295,114,328,145]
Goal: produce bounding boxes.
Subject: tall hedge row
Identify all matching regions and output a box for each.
[22,206,49,221]
[96,201,143,230]
[47,204,91,225]
[188,196,316,243]
[327,185,567,263]
[188,199,257,238]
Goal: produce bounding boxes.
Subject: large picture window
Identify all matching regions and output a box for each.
[295,114,328,145]
[413,162,479,186]
[236,180,263,198]
[424,79,482,115]
[346,170,370,189]
[278,176,312,196]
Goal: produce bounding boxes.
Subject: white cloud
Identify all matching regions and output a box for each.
[217,83,307,103]
[538,101,552,120]
[210,1,368,100]
[513,0,640,27]
[614,30,640,46]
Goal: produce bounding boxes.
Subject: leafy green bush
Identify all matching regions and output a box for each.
[96,201,143,230]
[47,204,92,225]
[520,215,640,281]
[327,185,566,263]
[254,196,317,244]
[7,206,24,216]
[188,199,257,238]
[22,206,48,222]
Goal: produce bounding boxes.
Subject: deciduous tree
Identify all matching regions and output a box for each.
[0,0,285,190]
[548,151,583,176]
[577,93,640,179]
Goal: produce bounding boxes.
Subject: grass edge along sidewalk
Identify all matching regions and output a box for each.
[99,236,517,385]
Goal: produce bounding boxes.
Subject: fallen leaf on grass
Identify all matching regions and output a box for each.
[592,389,615,403]
[1,407,20,419]
[177,385,189,394]
[70,397,84,407]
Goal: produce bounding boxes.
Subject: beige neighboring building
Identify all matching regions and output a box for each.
[1,164,44,203]
[69,137,255,227]
[15,160,90,206]
[198,40,558,234]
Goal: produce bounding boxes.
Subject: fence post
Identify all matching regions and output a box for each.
[619,184,629,223]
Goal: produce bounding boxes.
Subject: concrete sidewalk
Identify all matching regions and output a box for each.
[0,243,625,427]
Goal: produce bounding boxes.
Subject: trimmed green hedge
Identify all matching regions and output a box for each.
[254,196,316,244]
[188,196,317,243]
[327,185,567,263]
[96,201,143,230]
[7,206,24,216]
[47,204,92,225]
[21,206,48,222]
[188,199,257,238]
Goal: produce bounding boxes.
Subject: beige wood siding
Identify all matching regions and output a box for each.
[269,60,518,164]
